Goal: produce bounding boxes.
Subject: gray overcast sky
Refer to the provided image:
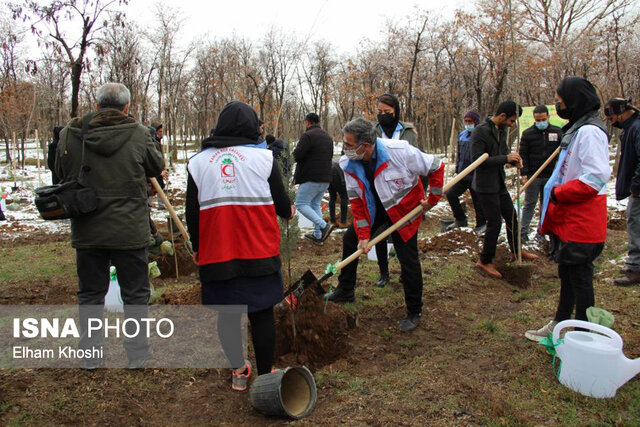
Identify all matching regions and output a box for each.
[125,0,464,53]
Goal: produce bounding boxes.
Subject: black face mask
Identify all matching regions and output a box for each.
[556,102,573,120]
[377,113,395,128]
[611,120,623,129]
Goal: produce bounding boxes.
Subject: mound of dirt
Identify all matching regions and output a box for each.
[419,229,479,254]
[158,283,201,305]
[0,229,69,247]
[150,242,198,278]
[608,217,626,230]
[275,289,356,370]
[493,247,536,288]
[499,263,535,289]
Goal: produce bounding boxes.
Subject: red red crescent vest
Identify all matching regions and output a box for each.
[187,146,281,265]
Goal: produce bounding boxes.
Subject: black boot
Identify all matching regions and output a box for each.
[325,286,355,303]
[399,312,421,332]
[374,274,389,288]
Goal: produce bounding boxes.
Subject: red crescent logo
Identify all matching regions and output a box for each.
[221,164,234,177]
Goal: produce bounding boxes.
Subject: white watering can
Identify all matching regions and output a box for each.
[552,320,640,398]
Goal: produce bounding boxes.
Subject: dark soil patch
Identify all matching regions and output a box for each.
[275,289,356,370]
[419,229,480,253]
[0,277,76,305]
[493,246,537,289]
[158,283,201,305]
[607,208,627,231]
[499,263,535,288]
[165,187,186,206]
[608,217,626,230]
[150,241,198,279]
[0,228,69,247]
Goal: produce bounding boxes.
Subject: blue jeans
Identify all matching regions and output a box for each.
[520,177,546,236]
[296,182,329,238]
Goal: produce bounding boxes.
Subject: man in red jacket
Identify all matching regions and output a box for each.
[326,118,444,332]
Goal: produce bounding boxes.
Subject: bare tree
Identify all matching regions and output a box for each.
[11,0,127,117]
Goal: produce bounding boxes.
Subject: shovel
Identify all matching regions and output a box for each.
[149,177,193,254]
[512,146,561,201]
[283,153,490,305]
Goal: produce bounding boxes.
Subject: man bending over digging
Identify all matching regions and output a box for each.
[325,118,444,332]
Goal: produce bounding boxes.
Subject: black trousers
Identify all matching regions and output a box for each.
[328,182,348,223]
[553,241,604,322]
[375,238,390,277]
[477,191,519,264]
[218,307,275,375]
[445,178,486,226]
[337,225,423,315]
[76,248,151,361]
[555,264,595,322]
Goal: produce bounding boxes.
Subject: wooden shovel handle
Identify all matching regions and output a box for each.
[336,153,489,272]
[149,177,192,251]
[514,146,561,200]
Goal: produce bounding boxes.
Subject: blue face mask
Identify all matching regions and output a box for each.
[535,121,549,130]
[464,125,475,132]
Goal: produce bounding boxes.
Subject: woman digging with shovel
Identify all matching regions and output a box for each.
[525,77,611,342]
[186,101,296,390]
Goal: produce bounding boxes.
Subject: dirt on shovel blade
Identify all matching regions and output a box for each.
[275,288,356,370]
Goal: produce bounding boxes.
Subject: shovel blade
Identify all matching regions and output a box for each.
[284,269,317,301]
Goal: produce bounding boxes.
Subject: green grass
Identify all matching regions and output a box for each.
[480,319,500,334]
[0,242,75,282]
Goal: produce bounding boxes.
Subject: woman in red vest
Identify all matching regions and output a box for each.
[186,101,295,390]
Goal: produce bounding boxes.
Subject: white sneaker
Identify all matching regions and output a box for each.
[524,320,557,342]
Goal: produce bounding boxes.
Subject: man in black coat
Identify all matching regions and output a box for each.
[328,160,348,227]
[519,105,562,241]
[293,113,334,244]
[605,98,640,286]
[472,101,538,278]
[47,126,65,184]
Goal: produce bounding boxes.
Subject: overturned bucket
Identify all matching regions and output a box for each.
[250,366,317,419]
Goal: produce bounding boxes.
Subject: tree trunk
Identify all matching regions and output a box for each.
[4,138,12,165]
[70,60,82,118]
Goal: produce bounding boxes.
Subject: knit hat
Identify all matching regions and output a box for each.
[464,110,480,125]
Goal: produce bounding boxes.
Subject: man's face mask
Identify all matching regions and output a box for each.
[344,144,365,161]
[464,124,475,132]
[377,113,395,127]
[535,121,549,131]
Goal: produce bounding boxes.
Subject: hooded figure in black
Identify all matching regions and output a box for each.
[372,93,420,288]
[375,94,418,146]
[185,101,293,379]
[555,77,602,131]
[377,93,401,139]
[266,134,290,176]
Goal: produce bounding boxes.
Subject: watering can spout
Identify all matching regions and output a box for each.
[619,356,640,387]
